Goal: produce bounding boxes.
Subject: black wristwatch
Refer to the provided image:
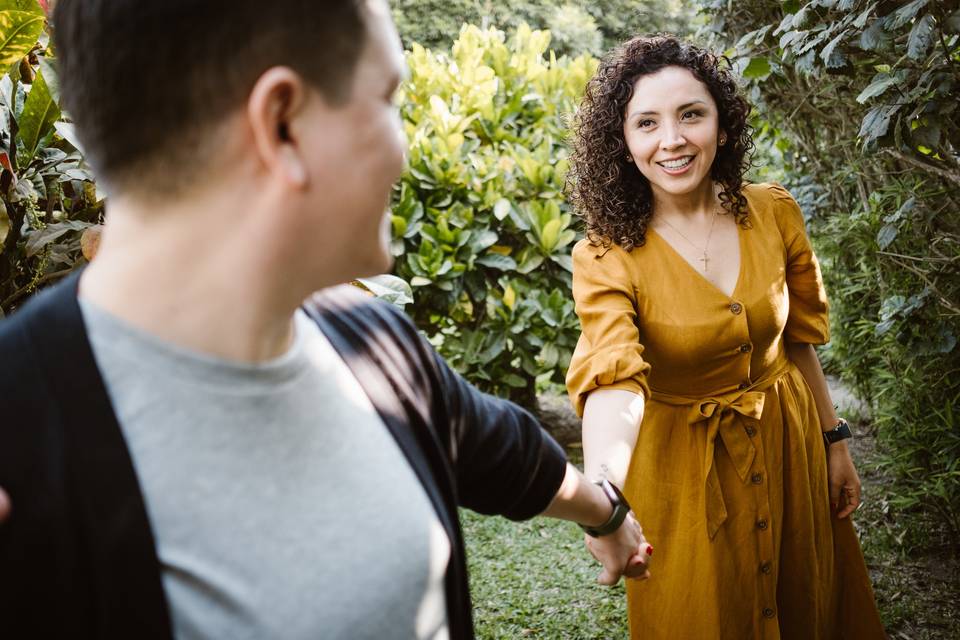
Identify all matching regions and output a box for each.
[579,478,632,538]
[822,417,852,448]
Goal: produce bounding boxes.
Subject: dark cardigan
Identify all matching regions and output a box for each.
[0,272,567,639]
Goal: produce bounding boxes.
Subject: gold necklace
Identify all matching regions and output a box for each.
[657,211,719,272]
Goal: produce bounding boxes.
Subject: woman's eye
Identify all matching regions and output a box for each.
[638,119,654,128]
[682,110,702,120]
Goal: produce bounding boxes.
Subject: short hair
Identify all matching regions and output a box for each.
[567,35,755,251]
[53,0,367,195]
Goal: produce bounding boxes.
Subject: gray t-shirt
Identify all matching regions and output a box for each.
[80,299,451,640]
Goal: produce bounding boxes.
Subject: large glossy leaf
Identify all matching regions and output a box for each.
[856,73,899,104]
[355,275,413,307]
[742,57,771,80]
[15,63,58,167]
[0,0,43,72]
[889,0,930,30]
[858,104,899,143]
[907,14,936,60]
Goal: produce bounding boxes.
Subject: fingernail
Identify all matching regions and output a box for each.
[645,544,654,557]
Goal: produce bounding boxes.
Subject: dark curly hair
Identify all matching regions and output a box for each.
[567,35,755,251]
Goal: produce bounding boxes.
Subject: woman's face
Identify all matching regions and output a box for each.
[622,65,724,201]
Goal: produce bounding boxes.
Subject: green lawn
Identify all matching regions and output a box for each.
[461,508,628,639]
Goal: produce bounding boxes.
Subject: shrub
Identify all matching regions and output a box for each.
[697,0,960,550]
[0,0,101,316]
[392,24,597,407]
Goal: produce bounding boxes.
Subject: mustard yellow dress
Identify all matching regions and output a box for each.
[566,183,886,639]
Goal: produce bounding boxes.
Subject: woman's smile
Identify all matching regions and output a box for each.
[656,155,696,174]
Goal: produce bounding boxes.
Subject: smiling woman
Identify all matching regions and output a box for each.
[564,36,887,640]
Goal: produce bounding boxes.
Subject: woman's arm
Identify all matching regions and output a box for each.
[785,342,862,519]
[581,388,646,488]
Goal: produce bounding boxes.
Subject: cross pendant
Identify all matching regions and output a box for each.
[699,252,709,272]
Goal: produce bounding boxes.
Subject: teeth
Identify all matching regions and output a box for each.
[660,157,693,169]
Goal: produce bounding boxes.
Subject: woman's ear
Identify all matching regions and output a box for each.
[247,67,308,188]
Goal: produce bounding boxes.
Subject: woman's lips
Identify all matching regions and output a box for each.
[657,155,695,175]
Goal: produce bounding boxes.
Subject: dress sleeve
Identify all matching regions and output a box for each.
[770,184,830,344]
[565,240,651,417]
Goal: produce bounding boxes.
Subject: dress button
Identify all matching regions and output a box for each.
[757,518,768,530]
[729,302,743,315]
[739,343,752,353]
[761,561,772,574]
[751,473,763,484]
[763,607,776,618]
[745,426,757,437]
[738,381,750,391]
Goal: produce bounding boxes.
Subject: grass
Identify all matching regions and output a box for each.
[460,440,960,639]
[461,510,628,639]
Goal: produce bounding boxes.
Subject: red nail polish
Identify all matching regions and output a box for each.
[645,544,654,557]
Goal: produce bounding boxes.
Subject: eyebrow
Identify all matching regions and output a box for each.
[628,100,708,119]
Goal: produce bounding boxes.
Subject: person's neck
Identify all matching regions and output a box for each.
[651,180,720,222]
[79,188,312,363]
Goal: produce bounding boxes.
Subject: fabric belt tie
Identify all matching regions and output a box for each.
[650,363,792,540]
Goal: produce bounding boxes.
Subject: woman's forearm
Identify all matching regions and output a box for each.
[581,389,645,488]
[785,342,839,432]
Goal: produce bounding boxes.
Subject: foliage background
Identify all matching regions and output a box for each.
[0,0,100,317]
[696,0,960,552]
[392,0,693,56]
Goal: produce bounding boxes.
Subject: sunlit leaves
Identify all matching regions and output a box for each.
[0,0,43,72]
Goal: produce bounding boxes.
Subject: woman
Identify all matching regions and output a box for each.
[565,36,886,639]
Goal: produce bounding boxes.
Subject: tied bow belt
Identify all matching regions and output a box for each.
[650,362,792,541]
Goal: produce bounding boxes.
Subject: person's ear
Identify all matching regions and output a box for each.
[247,67,309,188]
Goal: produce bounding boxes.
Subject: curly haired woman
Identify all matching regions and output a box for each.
[565,36,886,639]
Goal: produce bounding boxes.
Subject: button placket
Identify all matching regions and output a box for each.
[748,419,777,633]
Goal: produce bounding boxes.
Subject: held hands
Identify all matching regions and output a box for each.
[827,441,861,519]
[584,512,653,585]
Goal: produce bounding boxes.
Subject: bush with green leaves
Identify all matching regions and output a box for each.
[0,0,101,316]
[392,24,596,407]
[391,0,695,55]
[697,0,960,550]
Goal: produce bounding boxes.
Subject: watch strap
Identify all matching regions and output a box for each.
[579,479,631,538]
[823,418,852,446]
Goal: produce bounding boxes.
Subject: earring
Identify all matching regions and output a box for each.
[719,134,728,146]
[625,155,633,163]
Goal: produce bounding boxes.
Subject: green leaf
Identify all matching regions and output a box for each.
[742,57,772,80]
[889,0,929,30]
[859,18,890,51]
[493,197,512,221]
[876,223,898,249]
[820,30,848,67]
[540,218,561,251]
[906,14,935,60]
[856,74,898,104]
[16,65,59,167]
[502,373,526,388]
[476,253,517,270]
[0,0,44,72]
[356,275,414,307]
[858,104,899,143]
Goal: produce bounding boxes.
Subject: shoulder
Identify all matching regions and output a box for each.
[743,182,805,232]
[304,283,427,362]
[572,237,634,272]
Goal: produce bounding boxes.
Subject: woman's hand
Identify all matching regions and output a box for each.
[584,512,653,585]
[827,441,861,519]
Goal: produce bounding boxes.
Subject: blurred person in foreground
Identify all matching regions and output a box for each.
[564,35,887,639]
[0,1,651,638]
